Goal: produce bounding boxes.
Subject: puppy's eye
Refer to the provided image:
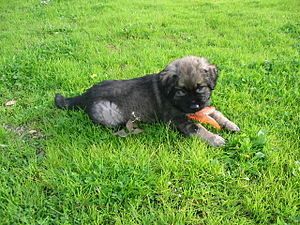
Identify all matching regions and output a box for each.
[175,89,187,97]
[196,86,208,94]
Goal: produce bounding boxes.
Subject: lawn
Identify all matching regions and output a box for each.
[0,0,299,224]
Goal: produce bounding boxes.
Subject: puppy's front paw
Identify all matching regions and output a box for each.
[207,134,226,147]
[224,121,240,133]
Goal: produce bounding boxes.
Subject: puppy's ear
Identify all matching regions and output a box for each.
[206,64,218,90]
[159,69,178,96]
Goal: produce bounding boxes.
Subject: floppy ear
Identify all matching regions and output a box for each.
[207,64,218,90]
[159,69,178,96]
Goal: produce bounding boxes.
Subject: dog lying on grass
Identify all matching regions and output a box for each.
[55,56,240,147]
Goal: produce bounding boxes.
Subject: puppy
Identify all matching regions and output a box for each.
[55,56,240,147]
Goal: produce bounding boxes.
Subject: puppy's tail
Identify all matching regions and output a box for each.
[55,93,86,110]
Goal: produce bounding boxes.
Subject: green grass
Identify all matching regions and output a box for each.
[0,0,299,224]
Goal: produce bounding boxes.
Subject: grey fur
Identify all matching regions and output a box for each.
[91,101,124,127]
[55,56,240,147]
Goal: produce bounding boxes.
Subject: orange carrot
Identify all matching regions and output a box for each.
[187,106,222,130]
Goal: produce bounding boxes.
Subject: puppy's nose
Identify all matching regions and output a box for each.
[190,104,200,110]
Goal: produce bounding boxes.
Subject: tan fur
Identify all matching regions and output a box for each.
[163,56,212,89]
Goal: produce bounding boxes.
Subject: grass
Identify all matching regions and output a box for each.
[0,0,299,224]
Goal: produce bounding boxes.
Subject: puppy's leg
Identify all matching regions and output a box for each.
[193,123,226,147]
[210,110,240,132]
[172,117,226,147]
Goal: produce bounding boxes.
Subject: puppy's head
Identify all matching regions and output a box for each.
[160,56,218,113]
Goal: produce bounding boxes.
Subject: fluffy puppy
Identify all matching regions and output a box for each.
[55,56,240,147]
